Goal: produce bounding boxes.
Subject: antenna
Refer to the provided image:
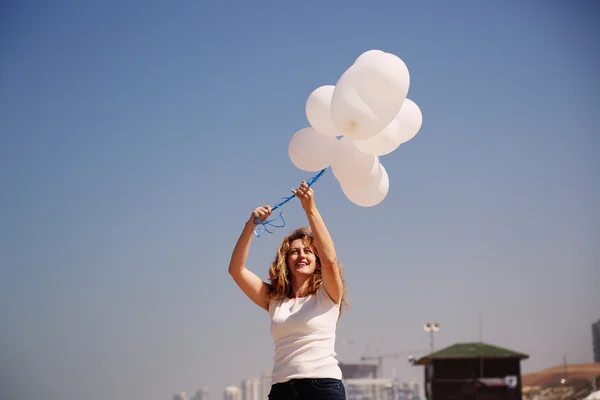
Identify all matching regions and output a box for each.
[563,354,568,384]
[479,316,484,378]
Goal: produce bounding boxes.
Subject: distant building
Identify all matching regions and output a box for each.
[260,372,271,399]
[412,342,529,400]
[343,378,421,400]
[339,362,379,379]
[241,378,260,400]
[339,362,421,399]
[223,386,241,400]
[593,319,600,363]
[404,380,421,398]
[344,378,394,400]
[174,393,189,400]
[192,387,209,400]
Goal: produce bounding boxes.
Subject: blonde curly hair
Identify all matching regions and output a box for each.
[268,226,348,318]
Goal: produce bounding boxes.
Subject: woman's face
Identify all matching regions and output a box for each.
[286,238,318,279]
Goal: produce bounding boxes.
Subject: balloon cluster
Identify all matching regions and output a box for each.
[288,49,423,207]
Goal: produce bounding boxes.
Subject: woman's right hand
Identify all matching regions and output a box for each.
[248,205,272,225]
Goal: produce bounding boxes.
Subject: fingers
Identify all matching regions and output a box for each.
[252,205,272,222]
[292,180,313,198]
[255,206,271,218]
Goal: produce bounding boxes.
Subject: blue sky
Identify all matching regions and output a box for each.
[1,1,598,399]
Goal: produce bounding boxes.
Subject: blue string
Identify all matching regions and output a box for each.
[254,167,328,238]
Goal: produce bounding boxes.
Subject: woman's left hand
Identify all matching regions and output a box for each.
[292,180,315,211]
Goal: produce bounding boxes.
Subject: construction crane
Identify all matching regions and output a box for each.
[360,350,429,378]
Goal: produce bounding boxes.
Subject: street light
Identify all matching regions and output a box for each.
[424,322,440,354]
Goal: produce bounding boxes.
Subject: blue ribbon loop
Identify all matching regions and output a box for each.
[254,167,328,238]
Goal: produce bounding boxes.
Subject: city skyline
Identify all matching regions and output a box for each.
[172,320,600,399]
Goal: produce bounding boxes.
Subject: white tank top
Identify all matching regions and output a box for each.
[268,284,343,384]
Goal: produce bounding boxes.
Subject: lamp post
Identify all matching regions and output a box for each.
[424,322,440,355]
[423,323,440,400]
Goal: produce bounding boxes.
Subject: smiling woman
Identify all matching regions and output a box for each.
[228,180,349,400]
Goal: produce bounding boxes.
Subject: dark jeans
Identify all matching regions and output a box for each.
[268,378,346,400]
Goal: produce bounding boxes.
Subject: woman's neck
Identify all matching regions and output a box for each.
[290,277,311,298]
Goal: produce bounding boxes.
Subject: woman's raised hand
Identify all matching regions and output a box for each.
[249,205,272,225]
[292,180,315,211]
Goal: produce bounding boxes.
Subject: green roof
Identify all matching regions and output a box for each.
[415,342,529,365]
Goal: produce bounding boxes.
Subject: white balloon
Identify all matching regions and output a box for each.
[330,66,379,137]
[288,127,339,172]
[341,162,389,207]
[331,137,380,187]
[305,85,340,137]
[330,50,410,140]
[353,98,423,156]
[394,98,423,144]
[353,49,387,66]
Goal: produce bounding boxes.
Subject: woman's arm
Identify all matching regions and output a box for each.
[228,207,272,311]
[292,181,344,304]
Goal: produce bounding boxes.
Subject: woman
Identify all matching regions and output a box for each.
[228,180,348,400]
